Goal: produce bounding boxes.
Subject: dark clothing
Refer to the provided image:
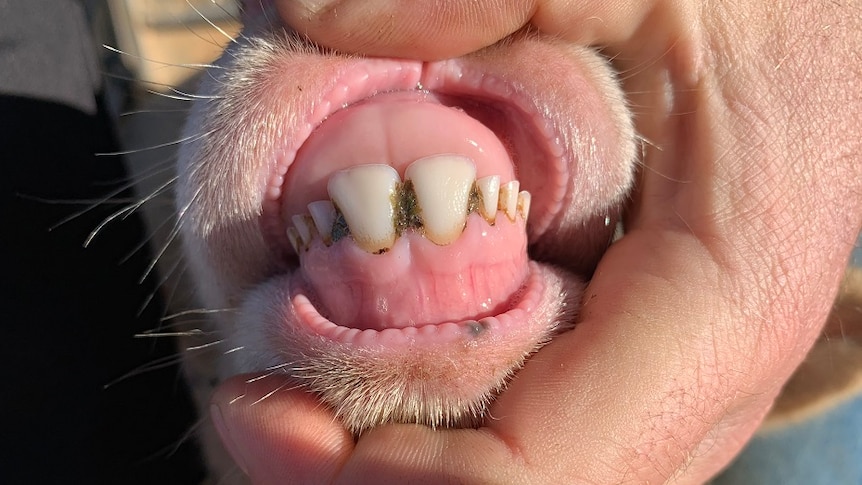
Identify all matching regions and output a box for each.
[0,1,203,483]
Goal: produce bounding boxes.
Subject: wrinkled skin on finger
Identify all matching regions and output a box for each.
[276,0,654,60]
[211,0,862,483]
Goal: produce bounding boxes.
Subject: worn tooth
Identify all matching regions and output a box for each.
[327,164,400,253]
[498,180,520,221]
[517,190,531,222]
[287,227,302,253]
[307,200,336,245]
[291,214,316,246]
[475,175,500,223]
[405,155,476,245]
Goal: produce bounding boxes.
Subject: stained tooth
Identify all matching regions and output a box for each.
[287,227,302,253]
[291,214,316,245]
[405,155,476,245]
[307,200,336,244]
[327,164,400,253]
[475,175,500,223]
[517,190,531,222]
[498,180,520,221]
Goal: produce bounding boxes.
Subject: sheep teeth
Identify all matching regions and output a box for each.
[404,155,476,245]
[327,164,401,254]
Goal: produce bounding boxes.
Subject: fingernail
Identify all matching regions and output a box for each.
[210,403,250,476]
[295,0,339,15]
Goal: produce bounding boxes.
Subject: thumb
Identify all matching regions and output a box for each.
[273,0,671,61]
[210,374,354,484]
[274,0,534,60]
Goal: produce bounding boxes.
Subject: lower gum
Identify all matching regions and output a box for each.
[299,214,529,330]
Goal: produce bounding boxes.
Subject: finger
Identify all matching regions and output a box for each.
[487,2,862,482]
[210,374,354,484]
[336,426,525,484]
[273,0,662,60]
[210,376,531,483]
[274,0,533,60]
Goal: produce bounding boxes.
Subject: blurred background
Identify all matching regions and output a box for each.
[1,1,237,483]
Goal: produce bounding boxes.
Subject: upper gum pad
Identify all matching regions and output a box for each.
[281,90,517,226]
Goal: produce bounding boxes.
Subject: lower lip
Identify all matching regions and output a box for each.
[289,261,551,348]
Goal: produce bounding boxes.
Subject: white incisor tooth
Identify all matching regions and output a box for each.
[498,180,520,221]
[517,190,531,222]
[475,175,500,223]
[286,227,302,253]
[405,155,476,245]
[307,200,336,244]
[291,214,315,245]
[327,164,400,253]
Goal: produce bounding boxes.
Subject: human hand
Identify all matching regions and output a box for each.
[210,1,862,483]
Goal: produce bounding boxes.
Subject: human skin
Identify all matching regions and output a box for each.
[209,1,862,483]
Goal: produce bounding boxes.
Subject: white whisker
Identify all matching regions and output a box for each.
[104,341,219,388]
[84,175,176,248]
[83,204,139,247]
[249,379,302,406]
[45,162,175,233]
[167,416,208,458]
[135,329,211,338]
[162,307,236,322]
[185,0,239,45]
[120,107,191,117]
[20,194,139,206]
[265,362,298,372]
[140,314,231,332]
[136,254,188,318]
[102,44,224,71]
[137,184,202,282]
[166,86,224,100]
[96,131,211,157]
[186,339,226,352]
[243,363,300,384]
[143,90,199,103]
[245,373,273,383]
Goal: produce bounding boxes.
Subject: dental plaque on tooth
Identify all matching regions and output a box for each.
[287,155,531,254]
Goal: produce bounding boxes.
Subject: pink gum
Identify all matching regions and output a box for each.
[298,213,529,330]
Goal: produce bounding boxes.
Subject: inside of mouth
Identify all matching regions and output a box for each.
[283,90,535,330]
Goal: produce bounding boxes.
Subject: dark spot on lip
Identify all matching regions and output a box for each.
[464,319,489,338]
